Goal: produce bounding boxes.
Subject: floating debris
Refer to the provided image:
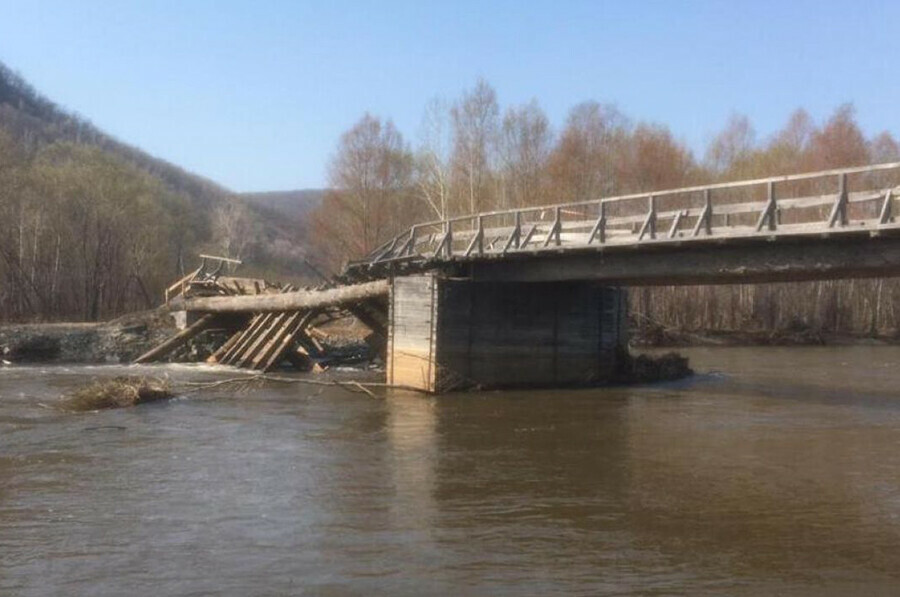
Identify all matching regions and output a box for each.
[60,376,173,411]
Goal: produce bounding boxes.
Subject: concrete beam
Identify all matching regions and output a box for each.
[467,234,900,286]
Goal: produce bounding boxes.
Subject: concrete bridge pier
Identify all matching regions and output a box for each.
[387,274,628,392]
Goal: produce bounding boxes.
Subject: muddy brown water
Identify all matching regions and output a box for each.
[2,347,900,596]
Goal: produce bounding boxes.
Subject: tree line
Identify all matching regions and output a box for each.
[310,79,900,336]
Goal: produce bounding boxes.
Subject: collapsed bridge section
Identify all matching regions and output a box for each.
[137,162,900,392]
[135,263,389,373]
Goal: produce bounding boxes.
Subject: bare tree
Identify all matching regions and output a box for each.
[548,101,630,202]
[705,113,756,176]
[498,99,553,208]
[213,198,255,261]
[309,114,414,271]
[450,79,500,213]
[414,98,452,219]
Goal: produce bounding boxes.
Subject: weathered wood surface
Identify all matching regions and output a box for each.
[181,280,390,314]
[260,311,318,372]
[222,313,276,365]
[135,314,218,363]
[387,275,437,392]
[236,312,290,368]
[207,315,258,364]
[348,162,900,281]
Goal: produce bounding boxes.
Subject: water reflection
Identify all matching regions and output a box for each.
[385,391,439,534]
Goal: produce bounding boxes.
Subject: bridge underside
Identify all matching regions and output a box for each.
[464,233,900,286]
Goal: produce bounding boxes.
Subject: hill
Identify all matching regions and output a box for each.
[242,189,324,221]
[0,60,315,322]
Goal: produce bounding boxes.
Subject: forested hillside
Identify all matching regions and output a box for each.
[310,80,900,337]
[0,61,312,322]
[242,189,324,221]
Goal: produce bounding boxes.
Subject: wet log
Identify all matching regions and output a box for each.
[222,313,277,365]
[259,311,318,372]
[180,280,390,314]
[134,314,218,364]
[236,312,291,368]
[207,314,261,363]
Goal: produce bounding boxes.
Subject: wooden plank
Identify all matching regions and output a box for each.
[519,224,538,249]
[828,173,849,227]
[164,267,202,303]
[223,313,279,365]
[207,319,256,364]
[542,207,562,247]
[880,189,893,224]
[755,181,778,232]
[668,210,685,238]
[220,314,267,364]
[199,253,242,264]
[134,314,218,363]
[252,311,304,370]
[637,196,657,240]
[235,312,289,368]
[260,311,318,372]
[388,275,437,391]
[296,329,324,356]
[587,202,607,244]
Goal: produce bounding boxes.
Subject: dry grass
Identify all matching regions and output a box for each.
[60,376,173,411]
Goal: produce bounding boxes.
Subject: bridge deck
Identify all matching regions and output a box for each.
[348,162,900,282]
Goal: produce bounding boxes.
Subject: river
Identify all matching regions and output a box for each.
[2,347,900,595]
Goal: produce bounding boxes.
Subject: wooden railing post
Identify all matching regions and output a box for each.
[465,215,485,256]
[588,201,607,244]
[638,195,657,240]
[828,173,849,227]
[879,189,893,224]
[444,220,453,257]
[477,215,484,254]
[756,181,778,231]
[434,220,453,258]
[692,189,712,236]
[668,209,686,238]
[502,211,522,254]
[407,226,418,256]
[514,211,522,248]
[543,206,562,247]
[371,236,398,267]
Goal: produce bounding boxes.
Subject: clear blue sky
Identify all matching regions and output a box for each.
[0,0,897,192]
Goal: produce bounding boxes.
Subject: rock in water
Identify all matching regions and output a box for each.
[614,351,693,384]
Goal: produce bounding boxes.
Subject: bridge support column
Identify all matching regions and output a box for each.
[387,273,628,392]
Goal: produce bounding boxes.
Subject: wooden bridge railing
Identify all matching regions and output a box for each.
[352,162,900,272]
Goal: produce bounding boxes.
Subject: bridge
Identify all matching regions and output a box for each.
[142,162,900,392]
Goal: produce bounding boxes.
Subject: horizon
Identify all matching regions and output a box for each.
[1,0,898,193]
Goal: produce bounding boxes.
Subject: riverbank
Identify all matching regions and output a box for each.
[631,324,900,348]
[6,313,896,368]
[0,311,374,367]
[0,310,177,364]
[1,313,692,387]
